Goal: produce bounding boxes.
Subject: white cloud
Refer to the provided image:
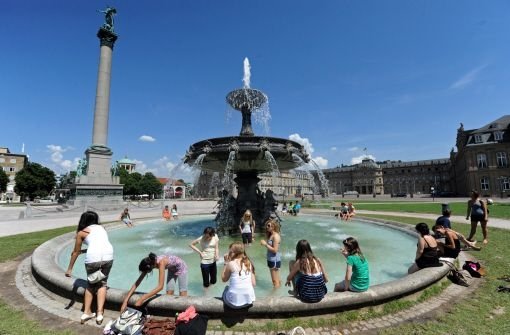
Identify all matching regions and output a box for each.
[289,133,328,169]
[312,156,328,169]
[350,154,376,165]
[139,135,156,142]
[449,64,488,90]
[289,133,314,154]
[46,144,79,173]
[330,147,337,151]
[348,146,359,152]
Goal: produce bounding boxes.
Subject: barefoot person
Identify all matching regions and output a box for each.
[408,223,441,274]
[120,208,133,227]
[432,225,461,259]
[162,205,171,221]
[466,190,489,244]
[239,209,256,246]
[121,253,188,312]
[260,219,281,288]
[286,240,328,302]
[189,227,220,289]
[221,242,256,309]
[65,211,114,325]
[334,237,369,292]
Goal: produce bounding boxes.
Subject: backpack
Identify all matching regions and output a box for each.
[109,308,145,335]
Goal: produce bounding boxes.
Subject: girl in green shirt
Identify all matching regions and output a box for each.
[334,237,369,292]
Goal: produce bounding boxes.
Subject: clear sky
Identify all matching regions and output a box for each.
[2,1,510,179]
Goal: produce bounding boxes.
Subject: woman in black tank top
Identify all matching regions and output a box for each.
[408,223,441,274]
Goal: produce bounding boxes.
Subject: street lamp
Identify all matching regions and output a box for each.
[431,186,435,202]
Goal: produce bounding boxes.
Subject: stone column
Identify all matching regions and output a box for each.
[91,28,118,149]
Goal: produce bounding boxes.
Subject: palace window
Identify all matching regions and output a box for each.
[477,153,487,168]
[496,152,508,168]
[10,158,16,164]
[480,177,489,191]
[495,132,504,141]
[475,134,483,143]
[502,178,510,191]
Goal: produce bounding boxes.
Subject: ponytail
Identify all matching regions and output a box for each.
[138,252,157,273]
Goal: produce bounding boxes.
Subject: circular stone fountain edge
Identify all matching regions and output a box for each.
[30,218,450,317]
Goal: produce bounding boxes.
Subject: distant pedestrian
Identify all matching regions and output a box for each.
[466,190,488,244]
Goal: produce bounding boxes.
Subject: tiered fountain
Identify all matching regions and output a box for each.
[184,59,310,232]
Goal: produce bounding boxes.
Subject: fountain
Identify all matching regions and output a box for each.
[184,58,310,231]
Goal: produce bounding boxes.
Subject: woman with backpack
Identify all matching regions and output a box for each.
[65,211,114,325]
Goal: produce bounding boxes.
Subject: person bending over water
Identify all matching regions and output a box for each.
[221,242,256,309]
[121,252,188,311]
[190,227,219,289]
[286,239,328,302]
[408,223,441,274]
[334,237,369,292]
[260,219,281,288]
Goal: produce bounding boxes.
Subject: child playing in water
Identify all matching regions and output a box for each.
[120,208,133,227]
[171,204,179,220]
[162,205,171,221]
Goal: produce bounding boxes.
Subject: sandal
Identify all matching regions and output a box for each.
[96,313,104,325]
[80,313,96,324]
[497,285,510,293]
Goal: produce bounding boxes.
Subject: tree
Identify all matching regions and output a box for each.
[123,172,143,197]
[0,169,8,193]
[14,162,56,200]
[140,172,163,198]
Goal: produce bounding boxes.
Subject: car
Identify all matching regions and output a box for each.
[394,192,407,197]
[344,191,359,195]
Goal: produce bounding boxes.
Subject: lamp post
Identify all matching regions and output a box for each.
[431,186,435,202]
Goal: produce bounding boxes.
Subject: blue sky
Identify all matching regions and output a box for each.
[2,1,510,179]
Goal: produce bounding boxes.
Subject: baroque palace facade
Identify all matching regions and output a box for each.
[192,116,510,198]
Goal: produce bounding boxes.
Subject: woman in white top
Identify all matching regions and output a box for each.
[221,241,256,309]
[65,211,114,325]
[189,226,219,288]
[239,209,256,246]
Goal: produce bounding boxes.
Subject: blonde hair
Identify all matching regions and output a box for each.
[241,210,254,224]
[265,218,280,238]
[229,241,255,275]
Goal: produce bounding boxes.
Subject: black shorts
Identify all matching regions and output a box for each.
[241,233,253,244]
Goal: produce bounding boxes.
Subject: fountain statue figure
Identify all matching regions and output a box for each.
[184,59,311,232]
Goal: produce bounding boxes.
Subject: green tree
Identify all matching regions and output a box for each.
[124,172,143,197]
[140,172,163,198]
[14,162,56,200]
[0,169,9,193]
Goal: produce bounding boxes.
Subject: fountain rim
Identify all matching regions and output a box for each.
[30,214,450,318]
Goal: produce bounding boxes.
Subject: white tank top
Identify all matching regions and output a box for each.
[84,225,114,264]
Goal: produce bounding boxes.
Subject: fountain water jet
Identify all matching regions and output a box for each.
[184,59,310,231]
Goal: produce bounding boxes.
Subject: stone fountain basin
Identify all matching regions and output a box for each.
[184,136,310,173]
[30,216,449,318]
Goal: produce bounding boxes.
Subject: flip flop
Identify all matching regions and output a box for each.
[497,285,510,293]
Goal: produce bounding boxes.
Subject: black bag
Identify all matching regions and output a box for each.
[443,261,469,287]
[463,261,485,278]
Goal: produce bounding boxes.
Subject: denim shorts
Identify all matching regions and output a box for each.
[267,260,281,269]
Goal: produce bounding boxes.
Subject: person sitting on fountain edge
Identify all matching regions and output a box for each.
[293,201,301,216]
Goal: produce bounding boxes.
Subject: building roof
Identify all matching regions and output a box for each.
[471,115,510,134]
[118,156,135,164]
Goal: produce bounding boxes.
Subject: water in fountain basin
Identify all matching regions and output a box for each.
[58,215,416,297]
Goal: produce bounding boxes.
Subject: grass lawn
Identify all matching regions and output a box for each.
[308,200,510,219]
[1,216,509,334]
